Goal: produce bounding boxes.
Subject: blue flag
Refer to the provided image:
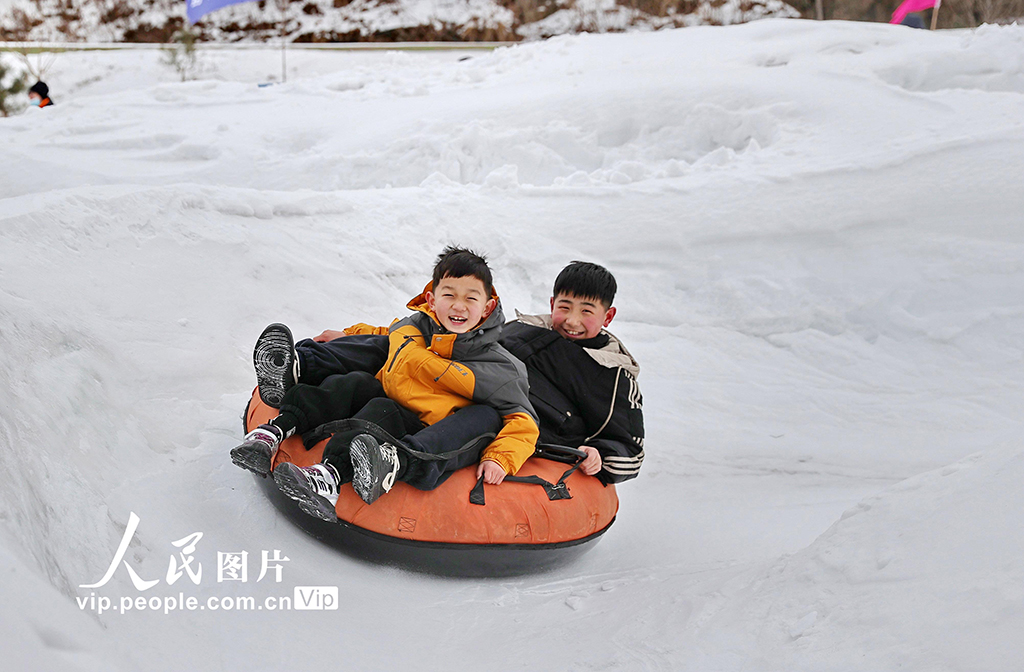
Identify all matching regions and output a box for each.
[187,0,259,24]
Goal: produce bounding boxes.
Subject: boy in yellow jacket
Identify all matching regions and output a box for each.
[231,247,539,520]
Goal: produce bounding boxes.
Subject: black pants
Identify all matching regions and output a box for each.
[277,371,503,491]
[278,371,386,435]
[294,335,389,386]
[321,395,424,483]
[401,404,502,490]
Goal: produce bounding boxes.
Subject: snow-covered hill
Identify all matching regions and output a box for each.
[1,19,1023,671]
[0,0,798,43]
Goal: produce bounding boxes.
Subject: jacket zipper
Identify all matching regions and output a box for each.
[387,337,415,373]
[434,360,455,382]
[585,366,621,443]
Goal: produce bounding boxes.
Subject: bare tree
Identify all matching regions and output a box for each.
[15,47,59,83]
[161,28,201,82]
[943,0,1024,26]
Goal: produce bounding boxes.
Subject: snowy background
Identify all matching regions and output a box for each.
[2,18,1024,671]
[0,0,800,43]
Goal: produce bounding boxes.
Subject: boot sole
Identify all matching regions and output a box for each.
[272,463,338,522]
[350,435,388,505]
[230,442,272,477]
[254,323,295,409]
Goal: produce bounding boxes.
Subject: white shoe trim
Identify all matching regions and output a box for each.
[306,464,339,504]
[380,444,400,493]
[246,426,281,448]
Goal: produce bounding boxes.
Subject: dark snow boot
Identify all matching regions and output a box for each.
[254,323,299,408]
[230,423,284,476]
[349,434,402,505]
[273,462,340,522]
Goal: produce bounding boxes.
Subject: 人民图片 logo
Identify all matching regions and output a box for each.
[79,512,290,590]
[76,512,335,616]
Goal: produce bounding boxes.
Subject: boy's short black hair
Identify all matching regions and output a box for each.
[432,245,493,297]
[553,261,617,308]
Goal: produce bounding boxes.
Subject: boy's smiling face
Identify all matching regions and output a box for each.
[550,292,616,341]
[427,275,496,333]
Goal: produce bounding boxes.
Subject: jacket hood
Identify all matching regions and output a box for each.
[514,311,640,378]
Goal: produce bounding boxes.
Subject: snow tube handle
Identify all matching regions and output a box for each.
[470,459,582,506]
[533,443,588,464]
[469,476,487,506]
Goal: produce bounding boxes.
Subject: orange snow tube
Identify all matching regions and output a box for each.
[244,389,618,575]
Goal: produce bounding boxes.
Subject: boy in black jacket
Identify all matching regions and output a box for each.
[499,262,645,484]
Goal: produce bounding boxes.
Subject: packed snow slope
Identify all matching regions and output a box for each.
[2,19,1024,671]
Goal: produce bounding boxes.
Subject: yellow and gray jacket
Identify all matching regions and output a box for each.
[346,285,539,476]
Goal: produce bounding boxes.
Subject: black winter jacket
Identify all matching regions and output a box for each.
[499,314,645,485]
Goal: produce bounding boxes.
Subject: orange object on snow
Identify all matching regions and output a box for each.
[244,389,618,574]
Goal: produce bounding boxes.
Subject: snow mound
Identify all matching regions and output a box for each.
[318,103,778,189]
[706,445,1024,671]
[875,23,1024,94]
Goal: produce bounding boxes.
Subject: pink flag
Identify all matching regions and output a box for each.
[890,0,937,24]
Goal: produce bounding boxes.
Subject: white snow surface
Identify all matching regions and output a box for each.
[2,19,1024,671]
